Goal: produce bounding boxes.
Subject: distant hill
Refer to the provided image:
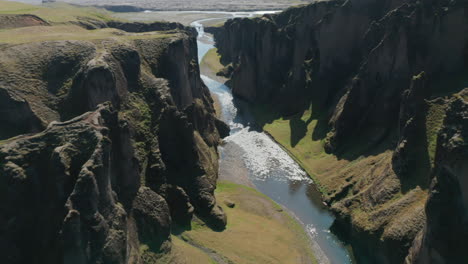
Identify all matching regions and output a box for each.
[58,0,313,11]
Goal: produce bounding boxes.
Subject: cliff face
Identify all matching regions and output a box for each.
[214,0,468,119]
[406,89,468,263]
[0,22,228,263]
[213,0,468,263]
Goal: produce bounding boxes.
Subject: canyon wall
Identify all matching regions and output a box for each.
[0,22,228,263]
[212,0,468,263]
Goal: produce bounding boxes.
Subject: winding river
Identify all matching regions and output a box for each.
[192,15,353,264]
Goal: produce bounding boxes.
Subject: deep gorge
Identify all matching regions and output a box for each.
[0,0,467,263]
[209,0,468,263]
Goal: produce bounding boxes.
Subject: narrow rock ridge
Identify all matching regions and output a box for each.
[212,0,468,263]
[0,23,229,263]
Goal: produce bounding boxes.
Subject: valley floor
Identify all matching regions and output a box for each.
[164,45,317,264]
[166,181,316,264]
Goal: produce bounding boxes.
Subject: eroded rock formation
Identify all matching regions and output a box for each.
[407,89,468,263]
[0,23,228,263]
[212,0,468,262]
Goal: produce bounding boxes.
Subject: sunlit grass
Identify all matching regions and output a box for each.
[181,181,317,264]
[200,48,224,74]
[0,24,176,43]
[0,1,115,23]
[251,104,349,194]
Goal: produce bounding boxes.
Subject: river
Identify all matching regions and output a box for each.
[192,15,354,264]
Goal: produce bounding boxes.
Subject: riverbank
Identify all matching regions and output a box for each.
[146,180,316,264]
[200,47,226,118]
[141,180,316,264]
[200,48,226,82]
[197,17,355,261]
[193,28,317,264]
[173,181,317,264]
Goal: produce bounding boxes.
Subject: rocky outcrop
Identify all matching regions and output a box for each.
[107,21,187,33]
[133,187,172,253]
[0,22,228,263]
[213,0,468,263]
[0,103,142,264]
[328,0,468,151]
[214,0,468,142]
[406,89,468,263]
[214,0,371,114]
[0,14,49,29]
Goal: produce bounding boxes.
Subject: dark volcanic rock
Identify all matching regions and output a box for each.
[392,72,431,181]
[133,187,171,253]
[0,24,229,263]
[213,0,468,263]
[0,103,139,264]
[214,0,468,147]
[164,185,195,227]
[407,89,468,263]
[107,21,188,33]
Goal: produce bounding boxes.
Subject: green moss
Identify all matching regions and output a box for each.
[119,93,156,187]
[425,100,447,165]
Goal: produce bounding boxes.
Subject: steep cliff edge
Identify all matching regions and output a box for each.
[213,0,468,263]
[0,6,228,264]
[406,89,468,263]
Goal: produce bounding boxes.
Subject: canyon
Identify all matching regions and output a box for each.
[0,3,230,263]
[210,0,468,263]
[0,0,467,263]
